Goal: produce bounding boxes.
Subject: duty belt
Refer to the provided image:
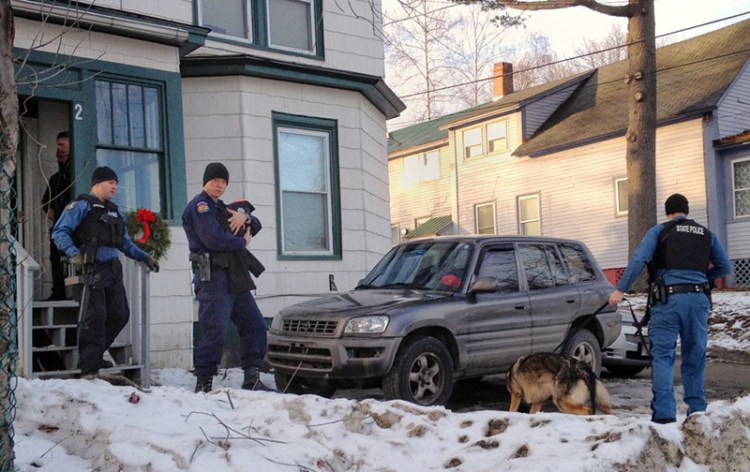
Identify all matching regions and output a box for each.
[665,283,709,295]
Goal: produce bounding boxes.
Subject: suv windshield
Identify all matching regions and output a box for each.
[358,240,473,292]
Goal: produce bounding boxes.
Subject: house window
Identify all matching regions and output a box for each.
[475,202,496,234]
[273,113,340,258]
[518,193,541,236]
[198,0,250,38]
[95,79,163,214]
[268,0,315,53]
[733,159,750,218]
[421,150,440,180]
[463,128,483,158]
[487,121,508,153]
[404,150,440,182]
[615,177,628,216]
[197,0,321,56]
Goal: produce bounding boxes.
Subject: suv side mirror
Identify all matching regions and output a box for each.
[469,277,499,294]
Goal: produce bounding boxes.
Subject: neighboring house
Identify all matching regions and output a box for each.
[388,19,750,288]
[12,0,403,375]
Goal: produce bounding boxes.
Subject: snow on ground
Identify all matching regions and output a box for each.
[11,292,750,471]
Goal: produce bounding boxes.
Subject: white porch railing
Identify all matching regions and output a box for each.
[14,241,151,387]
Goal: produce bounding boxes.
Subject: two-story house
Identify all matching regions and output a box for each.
[388,18,750,287]
[12,0,403,379]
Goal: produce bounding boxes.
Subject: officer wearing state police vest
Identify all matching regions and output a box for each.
[52,166,159,377]
[609,193,732,424]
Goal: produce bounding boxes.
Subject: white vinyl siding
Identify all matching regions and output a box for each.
[389,145,453,235]
[449,118,707,270]
[403,150,440,184]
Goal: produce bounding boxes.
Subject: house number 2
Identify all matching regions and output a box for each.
[74,103,83,121]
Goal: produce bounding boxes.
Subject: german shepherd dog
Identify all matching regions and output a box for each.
[506,352,612,415]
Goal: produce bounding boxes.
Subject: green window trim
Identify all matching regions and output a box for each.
[272,112,341,260]
[14,48,186,222]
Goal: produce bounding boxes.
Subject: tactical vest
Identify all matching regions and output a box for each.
[651,219,711,273]
[73,194,125,249]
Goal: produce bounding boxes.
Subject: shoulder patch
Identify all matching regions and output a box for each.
[196,202,209,214]
[66,201,78,210]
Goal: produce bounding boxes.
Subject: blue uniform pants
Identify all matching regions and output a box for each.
[194,270,267,377]
[648,292,711,420]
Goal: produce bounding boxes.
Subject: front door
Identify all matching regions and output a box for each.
[17,98,72,300]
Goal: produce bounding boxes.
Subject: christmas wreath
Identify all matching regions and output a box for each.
[126,208,171,261]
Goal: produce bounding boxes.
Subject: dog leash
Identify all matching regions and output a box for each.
[552,301,610,355]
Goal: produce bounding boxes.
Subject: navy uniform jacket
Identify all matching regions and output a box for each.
[182,191,247,255]
[52,195,149,263]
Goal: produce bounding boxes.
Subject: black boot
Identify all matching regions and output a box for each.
[242,367,274,392]
[194,375,213,393]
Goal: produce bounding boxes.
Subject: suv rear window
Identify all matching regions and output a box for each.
[559,243,597,282]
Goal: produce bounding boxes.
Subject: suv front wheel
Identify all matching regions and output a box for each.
[382,336,454,406]
[562,329,602,376]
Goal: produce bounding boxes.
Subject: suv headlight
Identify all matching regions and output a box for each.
[344,315,389,334]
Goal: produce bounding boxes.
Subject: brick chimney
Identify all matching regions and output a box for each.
[493,62,514,99]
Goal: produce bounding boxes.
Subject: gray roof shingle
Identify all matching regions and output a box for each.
[388,18,750,158]
[516,18,750,156]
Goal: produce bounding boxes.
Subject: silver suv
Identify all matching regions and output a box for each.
[267,236,621,406]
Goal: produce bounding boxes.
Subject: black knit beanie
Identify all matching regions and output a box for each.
[203,162,229,186]
[664,193,689,215]
[91,166,118,186]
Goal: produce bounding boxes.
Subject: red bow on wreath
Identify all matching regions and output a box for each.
[135,208,156,244]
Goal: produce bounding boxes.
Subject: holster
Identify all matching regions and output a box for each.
[189,252,211,282]
[648,281,667,305]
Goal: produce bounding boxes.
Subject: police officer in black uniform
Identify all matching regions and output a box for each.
[182,162,272,393]
[42,131,73,300]
[609,193,732,423]
[52,166,159,377]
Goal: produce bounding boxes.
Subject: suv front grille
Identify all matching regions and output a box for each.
[283,319,338,335]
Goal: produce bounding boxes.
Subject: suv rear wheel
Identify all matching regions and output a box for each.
[562,329,602,376]
[274,372,337,398]
[382,336,454,406]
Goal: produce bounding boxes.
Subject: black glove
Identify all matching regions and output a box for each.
[144,256,160,273]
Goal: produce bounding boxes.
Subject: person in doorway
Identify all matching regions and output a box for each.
[41,131,73,300]
[608,193,732,424]
[182,162,272,393]
[52,166,159,377]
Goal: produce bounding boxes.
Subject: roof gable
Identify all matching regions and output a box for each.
[387,72,591,155]
[515,18,750,156]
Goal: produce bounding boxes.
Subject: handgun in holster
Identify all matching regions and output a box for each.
[64,239,98,288]
[64,239,99,322]
[189,252,211,282]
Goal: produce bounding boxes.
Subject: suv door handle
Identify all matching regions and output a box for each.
[515,305,525,310]
[566,299,575,304]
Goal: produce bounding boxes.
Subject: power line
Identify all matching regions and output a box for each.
[394,9,750,100]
